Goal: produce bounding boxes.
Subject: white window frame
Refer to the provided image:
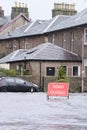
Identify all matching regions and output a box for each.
[63,33,66,48]
[70,32,74,52]
[85,66,87,77]
[72,65,80,77]
[84,58,87,76]
[84,28,87,44]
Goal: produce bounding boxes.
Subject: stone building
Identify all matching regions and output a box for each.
[0,13,30,37]
[0,43,81,76]
[0,43,82,91]
[0,1,30,36]
[0,8,87,90]
[0,9,87,61]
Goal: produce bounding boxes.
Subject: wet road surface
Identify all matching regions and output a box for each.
[0,92,87,130]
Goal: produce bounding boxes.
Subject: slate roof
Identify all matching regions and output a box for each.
[0,15,70,39]
[0,13,30,34]
[0,16,11,27]
[47,8,87,32]
[0,49,28,63]
[1,8,87,39]
[0,43,81,63]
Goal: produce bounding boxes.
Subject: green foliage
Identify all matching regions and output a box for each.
[23,69,29,75]
[0,68,16,77]
[0,68,30,77]
[57,66,66,80]
[57,66,69,82]
[8,69,16,77]
[15,70,21,75]
[57,78,69,82]
[0,53,6,59]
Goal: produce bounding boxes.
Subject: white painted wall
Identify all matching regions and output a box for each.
[0,64,10,69]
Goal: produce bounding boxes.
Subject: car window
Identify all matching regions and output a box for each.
[5,78,14,83]
[15,78,25,84]
[0,78,2,81]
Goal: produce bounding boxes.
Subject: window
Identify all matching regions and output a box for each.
[85,66,87,76]
[70,32,74,52]
[44,36,48,43]
[46,67,55,76]
[61,66,68,75]
[52,34,55,44]
[84,58,87,76]
[5,78,14,85]
[6,78,14,83]
[15,78,25,84]
[84,28,87,44]
[72,66,80,76]
[62,33,66,49]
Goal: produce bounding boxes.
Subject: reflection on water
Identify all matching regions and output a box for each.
[46,114,87,130]
[0,121,87,130]
[47,124,87,130]
[0,93,87,130]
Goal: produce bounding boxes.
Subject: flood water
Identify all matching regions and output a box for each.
[0,92,87,130]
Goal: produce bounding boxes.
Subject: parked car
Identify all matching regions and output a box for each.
[0,77,39,92]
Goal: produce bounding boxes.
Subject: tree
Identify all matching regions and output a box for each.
[57,66,69,82]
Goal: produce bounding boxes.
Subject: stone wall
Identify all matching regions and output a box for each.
[0,24,87,58]
[20,75,87,92]
[0,16,29,36]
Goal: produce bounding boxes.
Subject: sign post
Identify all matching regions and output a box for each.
[47,82,69,99]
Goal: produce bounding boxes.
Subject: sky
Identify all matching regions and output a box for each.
[0,0,87,20]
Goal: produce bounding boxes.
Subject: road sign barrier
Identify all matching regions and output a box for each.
[47,82,69,99]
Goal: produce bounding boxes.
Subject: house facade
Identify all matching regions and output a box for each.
[0,26,84,58]
[0,9,87,78]
[0,13,30,36]
[0,43,82,91]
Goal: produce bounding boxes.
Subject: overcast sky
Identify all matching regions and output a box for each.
[0,0,87,20]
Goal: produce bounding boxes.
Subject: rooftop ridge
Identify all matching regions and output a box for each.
[24,21,36,32]
[56,45,78,56]
[43,16,59,33]
[10,50,19,60]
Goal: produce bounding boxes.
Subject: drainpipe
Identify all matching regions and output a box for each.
[24,56,26,70]
[81,34,84,93]
[39,61,42,89]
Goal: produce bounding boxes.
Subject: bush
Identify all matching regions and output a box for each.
[56,66,69,82]
[0,68,16,77]
[0,68,30,77]
[56,78,69,82]
[23,69,29,75]
[15,70,21,75]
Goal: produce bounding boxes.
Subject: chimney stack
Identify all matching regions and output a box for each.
[11,1,29,19]
[0,6,4,17]
[52,2,77,17]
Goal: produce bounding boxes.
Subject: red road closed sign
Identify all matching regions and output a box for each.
[47,82,69,98]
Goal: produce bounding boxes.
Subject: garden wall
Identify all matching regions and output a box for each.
[20,75,87,92]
